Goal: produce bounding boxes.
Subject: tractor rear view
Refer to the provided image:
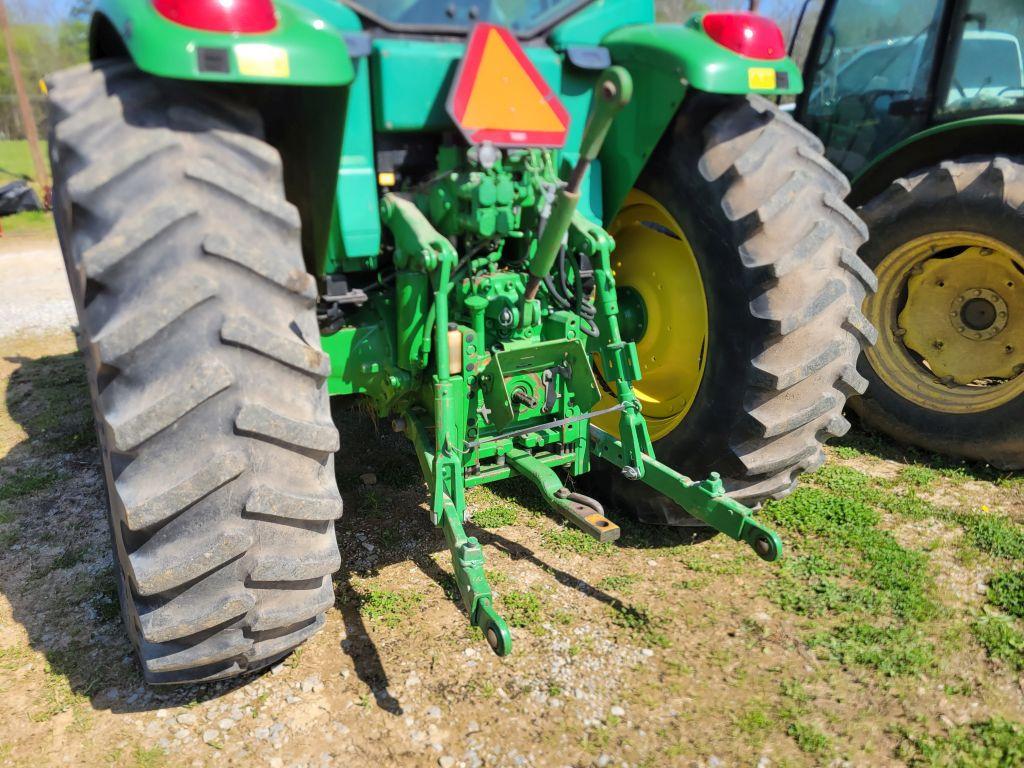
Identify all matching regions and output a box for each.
[46,1,873,684]
[794,0,1024,467]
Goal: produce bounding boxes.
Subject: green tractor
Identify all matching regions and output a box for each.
[46,0,873,684]
[793,0,1024,467]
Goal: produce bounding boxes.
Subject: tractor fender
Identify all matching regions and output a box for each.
[89,0,356,87]
[598,17,803,219]
[849,116,1024,208]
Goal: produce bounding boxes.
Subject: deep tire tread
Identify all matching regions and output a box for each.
[48,60,342,683]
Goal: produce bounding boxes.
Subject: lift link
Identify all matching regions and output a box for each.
[588,425,783,561]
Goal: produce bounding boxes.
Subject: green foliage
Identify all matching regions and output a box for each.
[988,571,1024,619]
[899,466,939,488]
[52,543,89,570]
[736,702,775,738]
[541,525,614,556]
[809,622,934,676]
[472,504,518,528]
[610,603,670,648]
[971,615,1024,671]
[961,515,1024,561]
[598,573,641,593]
[788,722,832,755]
[900,718,1024,767]
[501,590,541,629]
[358,588,424,627]
[0,467,57,501]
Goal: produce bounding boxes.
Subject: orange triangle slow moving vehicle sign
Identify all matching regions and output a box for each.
[448,23,570,148]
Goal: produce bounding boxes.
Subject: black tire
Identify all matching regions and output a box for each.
[598,94,875,525]
[853,156,1024,469]
[46,61,343,684]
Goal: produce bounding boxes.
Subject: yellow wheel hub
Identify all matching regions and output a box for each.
[593,190,708,441]
[865,231,1024,413]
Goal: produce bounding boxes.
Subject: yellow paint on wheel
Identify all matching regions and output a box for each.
[593,190,708,441]
[865,231,1024,414]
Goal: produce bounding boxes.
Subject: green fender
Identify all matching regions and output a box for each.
[90,0,355,87]
[599,14,803,219]
[849,115,1024,207]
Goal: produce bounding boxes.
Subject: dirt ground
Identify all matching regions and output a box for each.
[0,231,1022,768]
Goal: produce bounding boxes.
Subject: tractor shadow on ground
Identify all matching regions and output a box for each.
[0,349,286,714]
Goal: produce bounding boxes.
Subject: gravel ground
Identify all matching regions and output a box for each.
[0,238,77,340]
[1,235,1022,767]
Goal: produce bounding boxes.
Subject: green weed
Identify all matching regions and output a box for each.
[809,622,934,676]
[899,466,939,488]
[0,468,58,501]
[541,525,614,556]
[501,590,541,629]
[899,718,1024,767]
[736,702,775,738]
[610,603,670,648]
[53,544,91,570]
[472,504,518,528]
[358,588,424,628]
[988,571,1024,619]
[788,722,831,755]
[971,615,1024,671]
[960,515,1024,561]
[598,573,641,593]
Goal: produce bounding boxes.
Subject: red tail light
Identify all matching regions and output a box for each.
[702,12,785,60]
[153,0,277,34]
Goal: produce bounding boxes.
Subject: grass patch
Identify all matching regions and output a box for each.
[971,615,1024,671]
[988,571,1024,619]
[598,573,641,593]
[610,603,670,648]
[0,139,49,182]
[0,468,58,501]
[501,590,541,629]
[1,211,54,237]
[899,718,1024,767]
[961,515,1024,561]
[53,544,91,570]
[788,722,831,755]
[472,504,518,528]
[809,622,934,676]
[898,465,939,488]
[736,701,775,738]
[541,525,614,556]
[131,747,167,768]
[763,487,936,621]
[358,588,424,628]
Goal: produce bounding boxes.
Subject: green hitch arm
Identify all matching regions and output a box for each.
[589,426,784,562]
[524,66,633,301]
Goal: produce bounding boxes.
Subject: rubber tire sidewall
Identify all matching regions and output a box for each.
[854,162,1024,469]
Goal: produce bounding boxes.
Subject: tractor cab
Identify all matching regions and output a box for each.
[795,0,1024,181]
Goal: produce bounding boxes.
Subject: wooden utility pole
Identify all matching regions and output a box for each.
[0,0,50,198]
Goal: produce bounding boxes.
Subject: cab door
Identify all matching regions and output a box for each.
[795,0,953,178]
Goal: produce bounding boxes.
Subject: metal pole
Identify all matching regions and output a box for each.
[0,0,51,201]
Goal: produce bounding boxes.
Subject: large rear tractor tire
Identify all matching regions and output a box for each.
[592,93,876,527]
[47,61,344,684]
[854,156,1024,469]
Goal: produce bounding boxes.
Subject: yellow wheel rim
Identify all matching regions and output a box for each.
[593,190,708,441]
[865,231,1024,414]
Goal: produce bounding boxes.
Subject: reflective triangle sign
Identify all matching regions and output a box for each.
[448,23,570,148]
